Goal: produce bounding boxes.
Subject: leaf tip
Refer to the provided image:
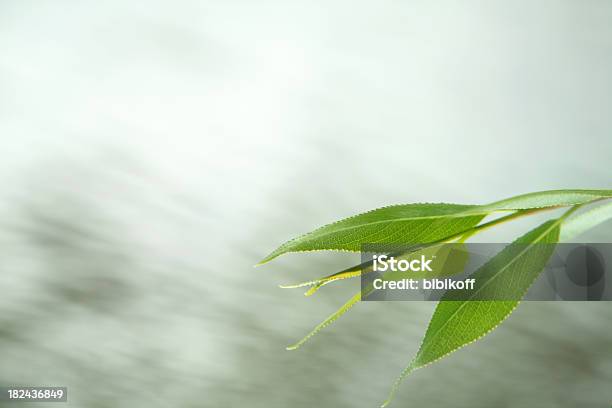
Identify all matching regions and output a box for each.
[381,388,397,407]
[279,280,313,289]
[256,249,283,266]
[254,258,271,267]
[286,335,310,350]
[304,286,319,296]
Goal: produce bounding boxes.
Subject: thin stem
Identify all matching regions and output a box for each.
[464,206,560,237]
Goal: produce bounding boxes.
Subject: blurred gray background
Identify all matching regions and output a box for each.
[1,1,611,407]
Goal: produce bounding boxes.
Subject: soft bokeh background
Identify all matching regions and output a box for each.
[1,1,611,407]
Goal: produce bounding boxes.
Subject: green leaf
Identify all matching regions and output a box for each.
[279,261,363,296]
[259,189,612,264]
[286,292,360,351]
[560,201,612,242]
[381,216,564,407]
[259,203,484,264]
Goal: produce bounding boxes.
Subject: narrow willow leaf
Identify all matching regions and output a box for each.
[560,201,612,242]
[279,261,364,295]
[260,190,612,264]
[259,203,484,264]
[381,217,565,407]
[286,292,360,350]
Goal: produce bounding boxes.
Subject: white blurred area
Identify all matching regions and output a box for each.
[1,1,611,407]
